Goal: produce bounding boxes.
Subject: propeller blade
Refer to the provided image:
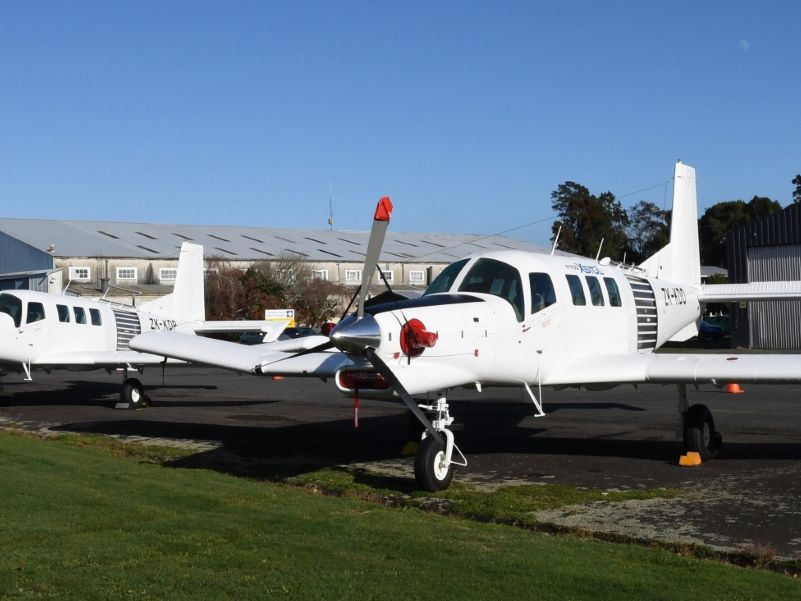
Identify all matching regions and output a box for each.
[357,197,394,319]
[365,348,442,445]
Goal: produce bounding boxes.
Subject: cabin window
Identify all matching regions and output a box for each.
[116,267,138,281]
[529,273,556,314]
[74,307,87,324]
[0,293,23,327]
[585,276,605,306]
[57,304,70,322]
[459,258,524,321]
[425,259,469,295]
[604,277,622,307]
[26,302,46,324]
[566,274,586,306]
[90,308,102,326]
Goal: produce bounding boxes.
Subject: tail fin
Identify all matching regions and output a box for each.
[139,242,205,323]
[639,161,700,285]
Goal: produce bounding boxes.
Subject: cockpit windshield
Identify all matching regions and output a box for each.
[457,258,524,321]
[424,259,469,295]
[0,293,23,327]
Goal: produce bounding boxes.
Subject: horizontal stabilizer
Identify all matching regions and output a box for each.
[699,281,801,302]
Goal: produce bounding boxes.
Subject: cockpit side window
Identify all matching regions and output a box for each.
[424,259,469,295]
[26,302,46,324]
[0,293,23,327]
[458,258,524,321]
[529,273,556,314]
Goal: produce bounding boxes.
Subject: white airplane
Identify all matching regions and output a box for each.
[131,162,801,491]
[0,242,287,407]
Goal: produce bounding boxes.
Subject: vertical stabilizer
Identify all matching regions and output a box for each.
[639,161,700,286]
[139,242,206,323]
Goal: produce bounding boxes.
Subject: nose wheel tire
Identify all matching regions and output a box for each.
[683,403,720,460]
[415,434,454,491]
[121,378,148,408]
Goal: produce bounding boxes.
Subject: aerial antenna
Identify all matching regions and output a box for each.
[595,237,605,261]
[550,226,561,255]
[327,181,334,230]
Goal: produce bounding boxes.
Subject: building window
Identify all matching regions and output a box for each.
[380,270,394,283]
[69,267,91,282]
[56,304,71,323]
[408,270,425,285]
[116,267,138,281]
[311,269,329,280]
[89,308,102,326]
[159,268,178,283]
[345,269,362,283]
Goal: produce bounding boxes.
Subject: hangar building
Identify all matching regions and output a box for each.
[726,202,801,349]
[0,218,547,299]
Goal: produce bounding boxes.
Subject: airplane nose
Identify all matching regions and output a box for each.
[330,314,381,355]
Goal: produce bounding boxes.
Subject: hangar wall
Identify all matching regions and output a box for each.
[726,204,801,349]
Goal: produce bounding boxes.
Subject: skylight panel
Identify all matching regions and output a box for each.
[421,239,445,248]
[136,245,159,254]
[97,230,119,239]
[316,248,342,258]
[275,235,296,244]
[173,233,194,240]
[214,247,238,256]
[337,238,361,246]
[304,237,326,245]
[136,231,158,240]
[250,247,275,257]
[394,239,419,247]
[208,234,230,242]
[242,234,264,243]
[285,249,309,257]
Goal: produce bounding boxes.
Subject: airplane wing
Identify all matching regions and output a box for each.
[543,352,801,387]
[32,351,185,368]
[699,281,801,302]
[130,331,352,376]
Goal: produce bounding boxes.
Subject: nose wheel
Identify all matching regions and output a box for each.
[412,397,467,491]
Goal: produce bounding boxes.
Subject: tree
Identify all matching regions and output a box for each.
[204,255,343,326]
[698,196,781,266]
[793,174,801,204]
[550,182,629,259]
[626,200,669,264]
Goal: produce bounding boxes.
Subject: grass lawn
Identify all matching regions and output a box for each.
[0,432,798,600]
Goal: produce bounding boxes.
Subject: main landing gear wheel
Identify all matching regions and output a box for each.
[683,404,720,460]
[121,378,148,408]
[415,434,454,491]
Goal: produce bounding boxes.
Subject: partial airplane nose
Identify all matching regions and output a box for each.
[330,314,381,355]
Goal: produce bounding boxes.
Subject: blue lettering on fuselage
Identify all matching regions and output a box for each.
[575,263,603,275]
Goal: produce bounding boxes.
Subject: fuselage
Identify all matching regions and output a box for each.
[335,250,701,396]
[0,289,189,371]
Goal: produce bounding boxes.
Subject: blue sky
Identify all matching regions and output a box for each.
[1,1,799,245]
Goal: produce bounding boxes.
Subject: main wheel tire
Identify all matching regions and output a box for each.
[414,434,454,491]
[683,404,718,460]
[121,378,148,408]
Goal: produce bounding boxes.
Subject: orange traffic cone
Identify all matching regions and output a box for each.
[725,382,744,394]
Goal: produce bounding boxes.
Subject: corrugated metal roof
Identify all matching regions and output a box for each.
[0,218,548,264]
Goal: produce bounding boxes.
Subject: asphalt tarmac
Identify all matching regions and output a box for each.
[2,367,801,559]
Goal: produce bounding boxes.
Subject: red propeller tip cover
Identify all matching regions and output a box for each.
[374,196,394,221]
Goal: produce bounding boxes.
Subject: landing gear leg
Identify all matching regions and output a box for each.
[677,385,721,460]
[413,396,467,491]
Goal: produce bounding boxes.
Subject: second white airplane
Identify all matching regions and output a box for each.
[132,162,801,490]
